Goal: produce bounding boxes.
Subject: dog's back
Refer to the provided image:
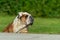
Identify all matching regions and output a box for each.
[3,22,13,32]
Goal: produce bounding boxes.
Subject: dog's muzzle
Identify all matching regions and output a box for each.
[29,16,34,25]
[26,16,34,25]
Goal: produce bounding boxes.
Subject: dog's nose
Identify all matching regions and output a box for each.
[29,16,34,25]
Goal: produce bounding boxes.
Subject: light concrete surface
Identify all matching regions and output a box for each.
[0,33,60,40]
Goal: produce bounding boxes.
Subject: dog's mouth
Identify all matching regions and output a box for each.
[29,22,33,25]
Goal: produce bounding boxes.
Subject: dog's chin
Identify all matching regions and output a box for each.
[26,21,33,26]
[30,23,33,25]
[26,22,33,26]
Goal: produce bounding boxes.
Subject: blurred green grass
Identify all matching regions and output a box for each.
[28,18,60,34]
[0,16,15,32]
[0,16,60,34]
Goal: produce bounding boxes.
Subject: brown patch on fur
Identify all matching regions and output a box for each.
[3,22,13,33]
[20,14,28,23]
[20,27,28,33]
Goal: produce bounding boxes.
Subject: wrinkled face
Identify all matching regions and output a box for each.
[17,12,34,25]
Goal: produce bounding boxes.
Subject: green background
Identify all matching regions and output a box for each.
[0,0,60,18]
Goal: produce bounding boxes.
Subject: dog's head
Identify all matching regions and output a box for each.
[17,12,34,25]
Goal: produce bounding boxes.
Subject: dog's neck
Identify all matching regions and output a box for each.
[13,17,27,33]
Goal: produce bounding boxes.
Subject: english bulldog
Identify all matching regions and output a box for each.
[3,12,34,33]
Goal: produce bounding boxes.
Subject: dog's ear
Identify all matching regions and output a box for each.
[17,12,23,19]
[17,14,20,18]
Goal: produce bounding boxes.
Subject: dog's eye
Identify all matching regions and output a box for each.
[25,15,28,18]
